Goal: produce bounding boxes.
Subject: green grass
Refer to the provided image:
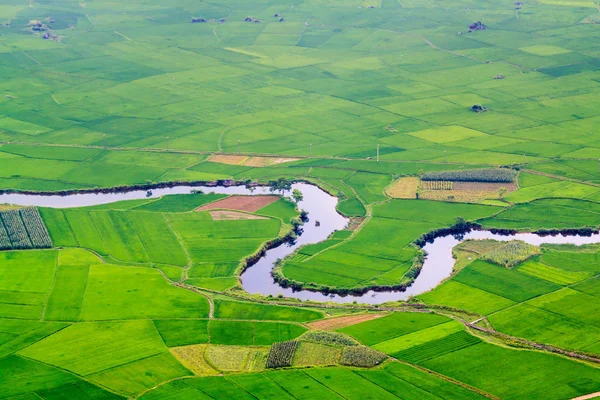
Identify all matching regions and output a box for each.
[453,260,560,302]
[153,319,209,347]
[423,342,600,400]
[213,299,324,322]
[19,320,169,376]
[338,312,450,346]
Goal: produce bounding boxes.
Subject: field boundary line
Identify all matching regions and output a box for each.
[114,30,132,41]
[523,169,600,188]
[40,251,60,321]
[465,321,600,365]
[22,51,41,65]
[17,353,128,398]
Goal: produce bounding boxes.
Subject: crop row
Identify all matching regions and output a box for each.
[20,207,53,248]
[421,168,516,183]
[392,331,481,364]
[266,340,298,368]
[421,181,453,190]
[0,208,52,250]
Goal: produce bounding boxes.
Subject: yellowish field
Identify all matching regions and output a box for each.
[170,345,218,376]
[208,154,299,167]
[387,177,419,199]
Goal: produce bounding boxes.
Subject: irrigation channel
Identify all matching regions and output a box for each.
[3,183,600,305]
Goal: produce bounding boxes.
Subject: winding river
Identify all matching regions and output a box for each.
[2,183,600,305]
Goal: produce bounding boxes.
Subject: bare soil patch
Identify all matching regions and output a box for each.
[271,157,300,165]
[387,177,419,199]
[208,154,299,167]
[210,210,267,220]
[308,313,385,331]
[244,157,274,167]
[197,195,279,212]
[209,154,247,165]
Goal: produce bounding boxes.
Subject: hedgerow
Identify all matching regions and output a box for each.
[421,168,516,183]
[266,340,298,368]
[340,346,386,368]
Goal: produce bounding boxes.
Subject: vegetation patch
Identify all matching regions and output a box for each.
[206,345,267,372]
[482,240,541,267]
[299,331,360,347]
[421,168,516,183]
[387,177,419,199]
[170,344,219,376]
[265,340,298,368]
[0,208,52,250]
[292,342,342,367]
[340,346,387,368]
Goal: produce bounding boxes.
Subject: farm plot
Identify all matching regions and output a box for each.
[196,195,280,212]
[280,200,499,292]
[0,208,52,250]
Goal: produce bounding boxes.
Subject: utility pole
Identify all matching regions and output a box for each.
[377,144,379,162]
[103,133,107,149]
[523,153,526,165]
[309,143,312,158]
[166,136,169,151]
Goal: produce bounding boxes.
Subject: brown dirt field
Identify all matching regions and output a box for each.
[208,154,247,165]
[307,313,385,331]
[387,177,419,199]
[210,210,267,220]
[197,195,279,212]
[244,157,274,167]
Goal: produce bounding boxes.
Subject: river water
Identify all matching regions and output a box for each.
[2,183,599,305]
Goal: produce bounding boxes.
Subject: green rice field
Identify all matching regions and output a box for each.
[3,0,600,398]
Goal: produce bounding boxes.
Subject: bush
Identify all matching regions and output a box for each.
[300,331,359,347]
[483,240,541,267]
[421,168,516,183]
[265,340,298,368]
[340,346,387,368]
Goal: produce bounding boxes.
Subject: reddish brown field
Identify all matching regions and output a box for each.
[307,313,385,331]
[197,195,279,212]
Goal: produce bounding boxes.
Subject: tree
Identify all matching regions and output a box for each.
[268,177,292,194]
[292,189,303,204]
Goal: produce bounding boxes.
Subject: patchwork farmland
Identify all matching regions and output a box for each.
[2,0,600,399]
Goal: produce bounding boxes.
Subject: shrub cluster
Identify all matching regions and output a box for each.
[266,340,298,368]
[482,240,540,267]
[421,168,516,183]
[301,331,359,347]
[340,346,387,368]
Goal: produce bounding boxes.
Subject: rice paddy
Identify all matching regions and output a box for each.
[3,0,600,398]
